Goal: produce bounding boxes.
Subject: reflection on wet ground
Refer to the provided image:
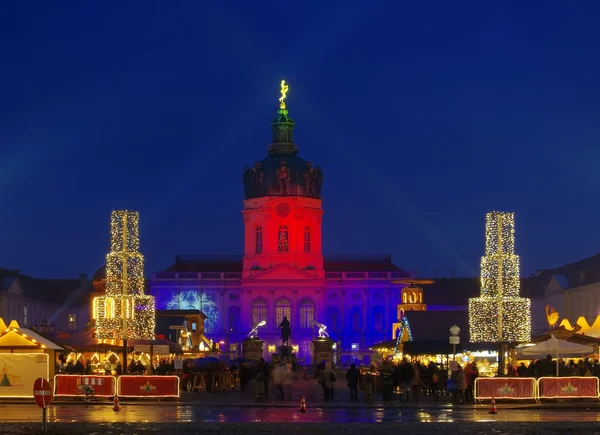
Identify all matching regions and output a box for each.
[1,404,600,424]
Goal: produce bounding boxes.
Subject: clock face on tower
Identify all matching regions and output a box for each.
[276,202,291,218]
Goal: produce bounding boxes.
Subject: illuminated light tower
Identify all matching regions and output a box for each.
[469,212,531,372]
[94,211,156,361]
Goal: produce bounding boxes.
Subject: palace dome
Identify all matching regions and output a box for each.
[243,104,323,200]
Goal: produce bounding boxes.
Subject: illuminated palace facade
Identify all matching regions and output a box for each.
[148,84,412,359]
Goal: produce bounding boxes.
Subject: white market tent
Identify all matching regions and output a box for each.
[520,336,593,376]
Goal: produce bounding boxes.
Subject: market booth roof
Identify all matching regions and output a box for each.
[0,322,63,351]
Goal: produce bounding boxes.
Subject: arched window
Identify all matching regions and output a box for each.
[299,298,315,328]
[402,292,407,304]
[255,226,263,254]
[351,307,362,332]
[276,297,291,326]
[372,307,384,333]
[105,297,115,319]
[303,226,311,253]
[252,298,268,326]
[278,225,289,252]
[326,307,339,332]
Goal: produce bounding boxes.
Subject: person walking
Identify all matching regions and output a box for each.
[346,363,361,402]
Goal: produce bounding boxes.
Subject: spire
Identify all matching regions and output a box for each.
[268,80,298,155]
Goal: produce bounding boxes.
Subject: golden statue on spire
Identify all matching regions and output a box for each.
[279,80,289,109]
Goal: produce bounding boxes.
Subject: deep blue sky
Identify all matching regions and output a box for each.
[1,1,599,279]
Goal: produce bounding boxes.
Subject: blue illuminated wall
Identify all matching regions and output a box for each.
[159,290,219,334]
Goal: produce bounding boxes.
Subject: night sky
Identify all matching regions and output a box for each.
[1,2,599,279]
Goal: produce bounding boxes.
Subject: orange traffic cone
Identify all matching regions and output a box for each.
[488,396,498,415]
[113,394,121,412]
[299,394,307,413]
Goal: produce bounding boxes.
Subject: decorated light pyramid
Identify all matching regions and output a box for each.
[94,211,155,340]
[469,212,531,342]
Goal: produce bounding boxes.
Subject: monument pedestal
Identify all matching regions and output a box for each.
[277,345,293,360]
[312,337,334,366]
[241,338,264,361]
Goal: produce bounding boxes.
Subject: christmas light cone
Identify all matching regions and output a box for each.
[113,394,121,412]
[299,394,307,413]
[488,396,497,414]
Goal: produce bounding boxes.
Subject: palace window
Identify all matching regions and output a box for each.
[23,305,28,326]
[299,298,315,328]
[351,309,361,332]
[255,226,263,254]
[276,297,291,325]
[229,293,239,301]
[252,298,268,326]
[278,225,289,252]
[327,307,339,332]
[304,226,311,253]
[373,308,383,333]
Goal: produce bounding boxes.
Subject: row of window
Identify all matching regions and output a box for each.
[249,298,384,333]
[327,291,401,301]
[255,226,311,254]
[251,297,315,328]
[2,302,77,330]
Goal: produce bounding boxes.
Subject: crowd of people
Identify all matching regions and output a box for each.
[511,356,600,377]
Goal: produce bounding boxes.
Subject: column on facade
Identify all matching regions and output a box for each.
[292,290,299,332]
[362,286,368,348]
[219,290,226,332]
[384,284,390,337]
[340,287,346,339]
[269,289,275,331]
[246,289,252,331]
[315,289,322,325]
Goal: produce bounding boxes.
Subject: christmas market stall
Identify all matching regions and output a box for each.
[0,318,63,398]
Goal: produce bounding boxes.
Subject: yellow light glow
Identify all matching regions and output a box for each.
[469,212,531,343]
[279,80,289,109]
[96,211,155,341]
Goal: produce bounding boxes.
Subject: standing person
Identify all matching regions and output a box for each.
[399,358,414,402]
[273,363,286,400]
[379,360,395,403]
[455,365,467,404]
[411,361,421,402]
[283,361,294,400]
[316,364,328,400]
[465,362,479,402]
[346,363,361,402]
[257,358,270,399]
[323,362,336,401]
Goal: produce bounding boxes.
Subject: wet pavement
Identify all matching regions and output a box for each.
[2,402,600,423]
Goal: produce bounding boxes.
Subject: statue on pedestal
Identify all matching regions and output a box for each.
[278,316,292,345]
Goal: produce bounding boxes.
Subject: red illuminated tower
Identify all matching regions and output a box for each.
[242,82,324,279]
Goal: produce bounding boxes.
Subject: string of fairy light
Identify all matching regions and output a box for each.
[469,211,531,343]
[95,211,155,341]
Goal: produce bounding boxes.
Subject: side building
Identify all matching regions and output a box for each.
[0,268,93,332]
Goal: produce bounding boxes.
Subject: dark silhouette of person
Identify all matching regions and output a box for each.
[278,316,292,345]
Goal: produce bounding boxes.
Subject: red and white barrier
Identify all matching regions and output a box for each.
[538,376,599,399]
[117,375,180,398]
[54,375,116,398]
[474,377,537,401]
